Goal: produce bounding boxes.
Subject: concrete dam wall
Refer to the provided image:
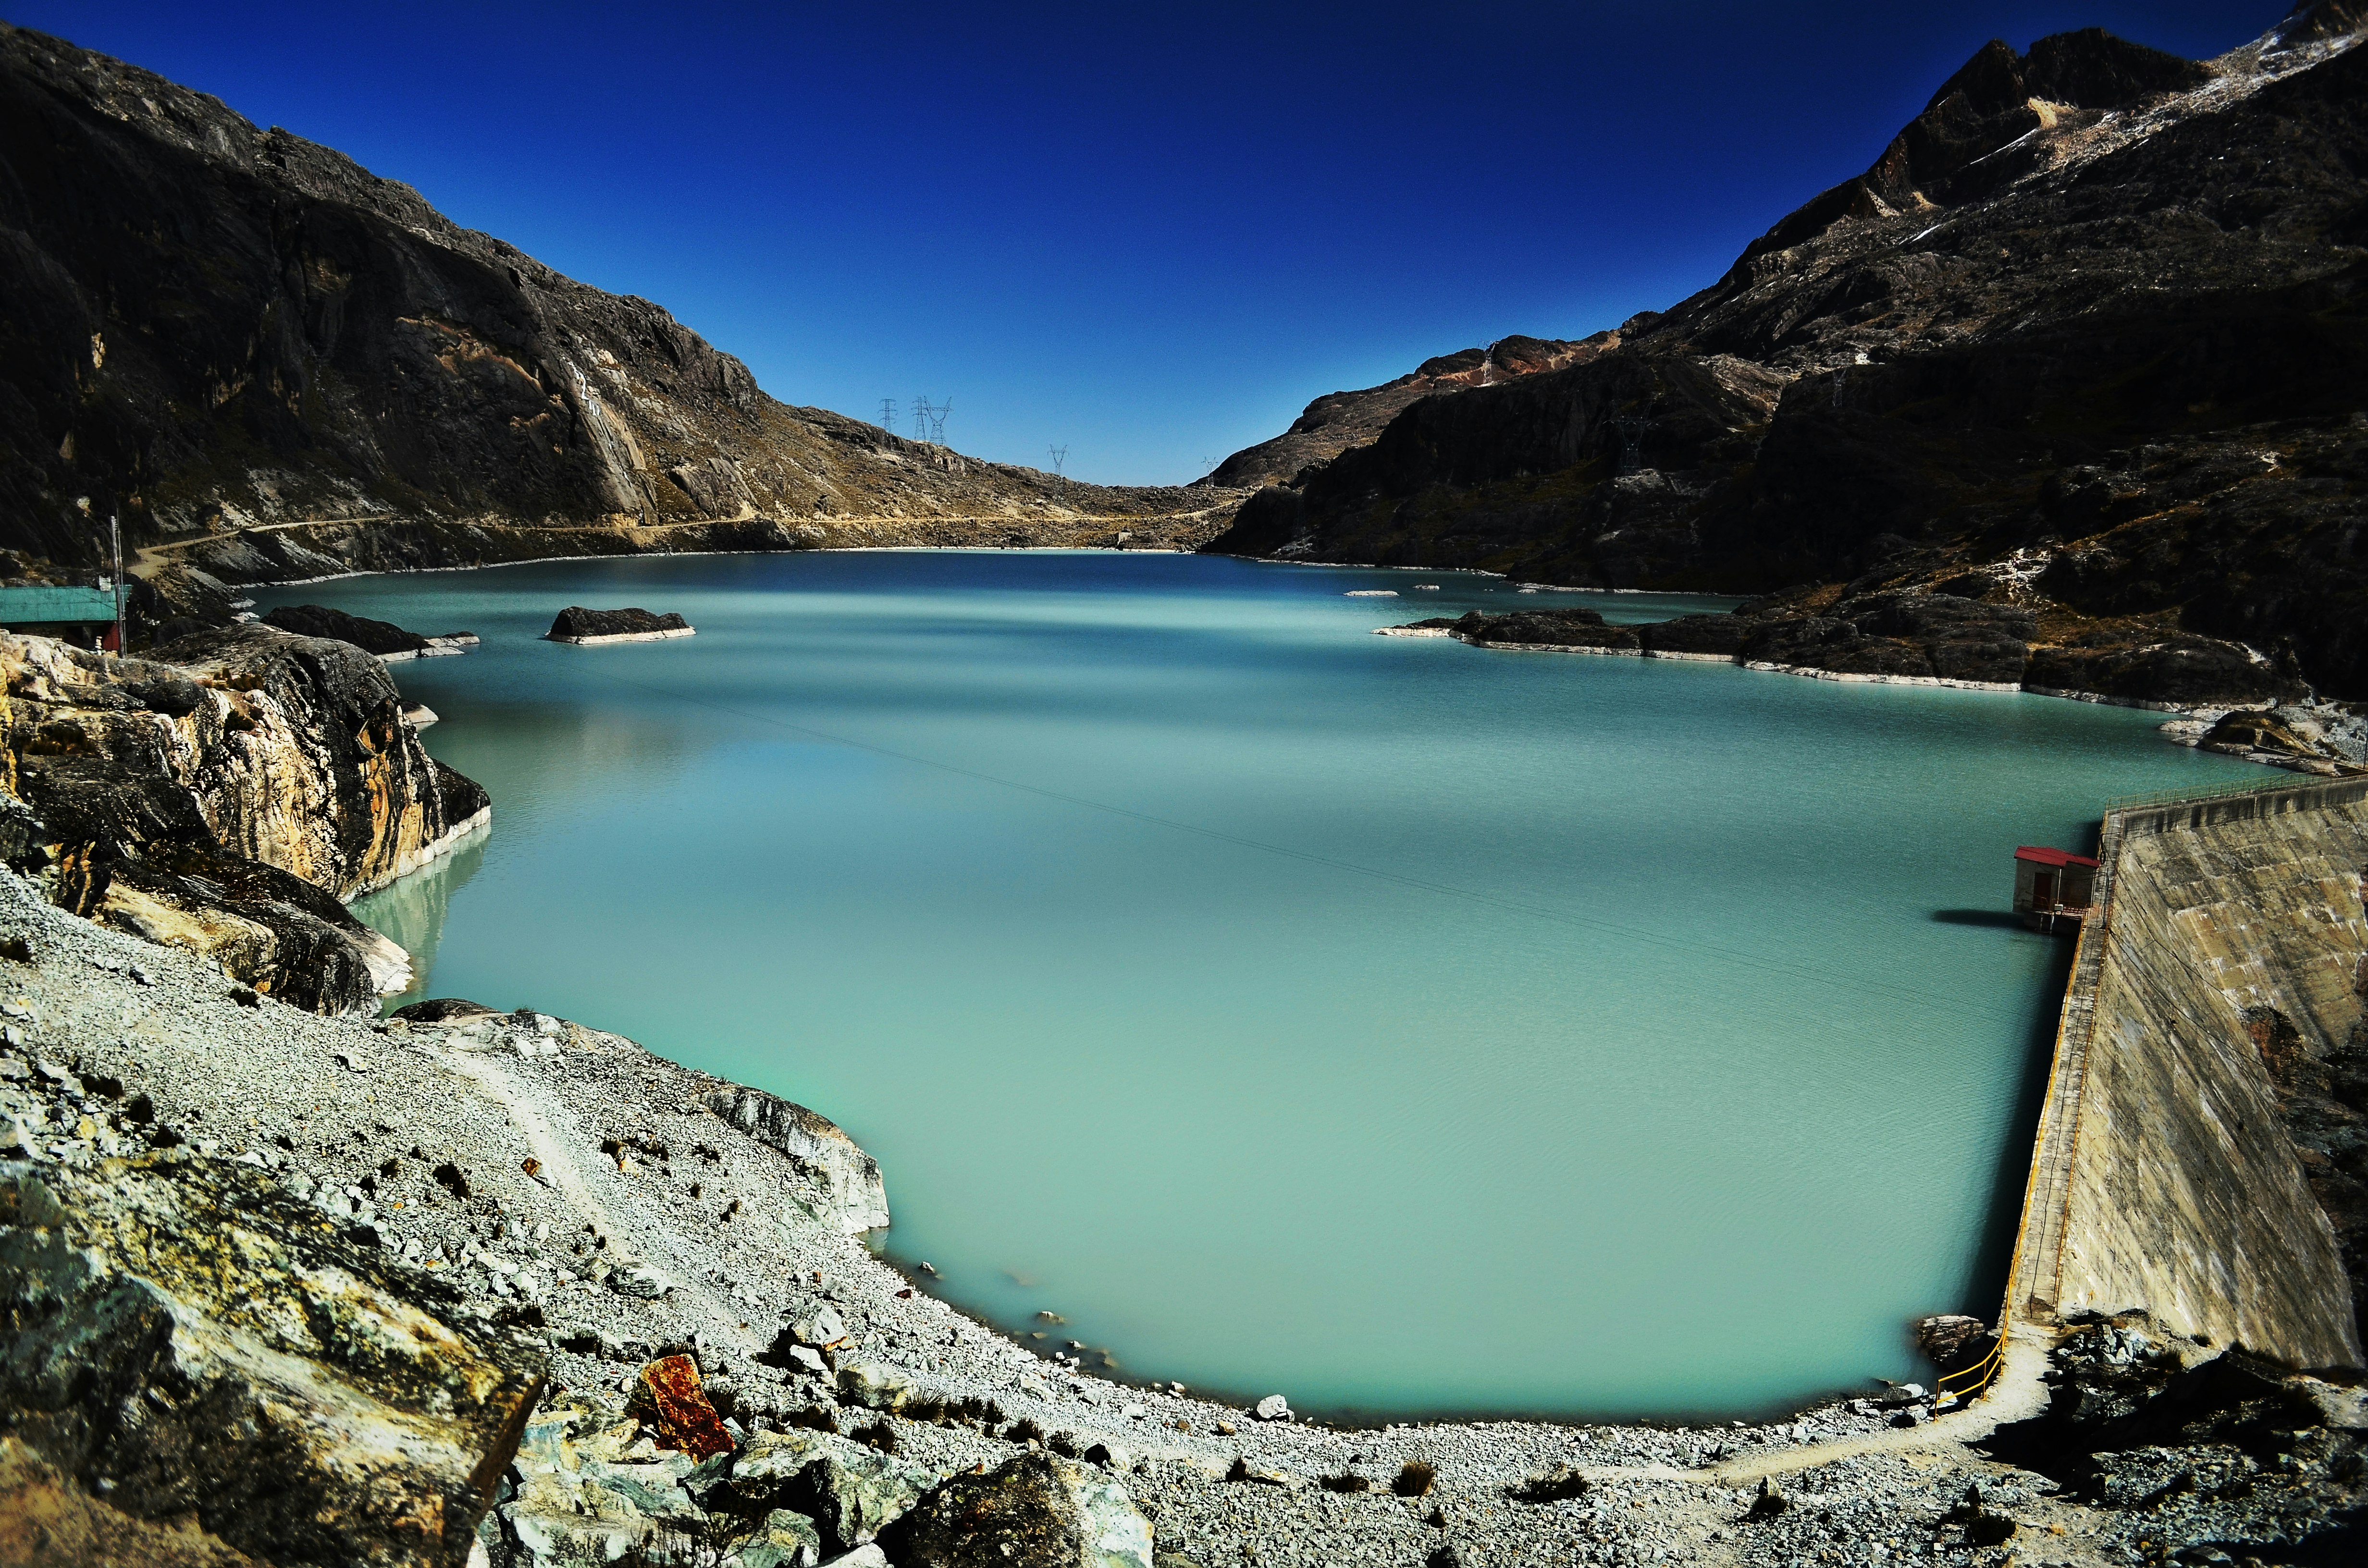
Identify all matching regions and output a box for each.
[2007,777,2368,1371]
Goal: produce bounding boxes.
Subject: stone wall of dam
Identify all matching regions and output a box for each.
[2006,776,2368,1371]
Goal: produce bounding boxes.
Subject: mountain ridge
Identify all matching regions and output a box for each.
[1206,4,2368,700]
[0,21,1239,606]
[1203,332,1622,489]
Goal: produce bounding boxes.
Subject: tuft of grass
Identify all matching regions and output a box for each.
[1393,1460,1437,1497]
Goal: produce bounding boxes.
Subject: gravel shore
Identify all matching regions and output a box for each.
[3,863,2359,1565]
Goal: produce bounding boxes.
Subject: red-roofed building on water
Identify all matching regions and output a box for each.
[2013,845,2100,934]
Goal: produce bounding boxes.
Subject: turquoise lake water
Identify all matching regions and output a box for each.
[254,551,2256,1420]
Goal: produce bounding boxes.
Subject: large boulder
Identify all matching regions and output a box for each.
[635,1353,735,1460]
[1914,1313,1995,1373]
[726,1428,939,1555]
[837,1358,920,1413]
[884,1452,1154,1568]
[0,1153,545,1567]
[732,1507,826,1568]
[78,843,412,1009]
[490,1403,710,1567]
[707,1088,889,1233]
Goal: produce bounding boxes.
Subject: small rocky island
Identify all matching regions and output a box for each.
[546,607,697,646]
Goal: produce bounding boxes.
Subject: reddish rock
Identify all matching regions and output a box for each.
[637,1355,735,1460]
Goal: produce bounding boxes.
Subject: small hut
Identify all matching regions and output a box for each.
[2012,845,2099,933]
[0,583,120,649]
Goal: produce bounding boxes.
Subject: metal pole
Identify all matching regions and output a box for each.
[110,513,123,653]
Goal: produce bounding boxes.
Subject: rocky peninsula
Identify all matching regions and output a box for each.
[1390,603,2368,777]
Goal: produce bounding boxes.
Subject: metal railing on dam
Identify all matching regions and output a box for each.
[2103,769,2365,815]
[1995,772,2368,1376]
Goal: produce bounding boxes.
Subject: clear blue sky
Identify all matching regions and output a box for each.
[14,2,2280,484]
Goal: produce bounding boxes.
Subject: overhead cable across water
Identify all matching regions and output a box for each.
[573,662,2033,1031]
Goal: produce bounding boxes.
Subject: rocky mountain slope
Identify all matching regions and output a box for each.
[0,21,1241,604]
[1204,334,1615,489]
[1207,4,2368,701]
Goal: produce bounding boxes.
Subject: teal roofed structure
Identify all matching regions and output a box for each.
[0,583,120,646]
[0,585,115,621]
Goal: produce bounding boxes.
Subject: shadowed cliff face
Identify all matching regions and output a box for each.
[0,23,1237,582]
[0,626,486,1011]
[1208,8,2368,700]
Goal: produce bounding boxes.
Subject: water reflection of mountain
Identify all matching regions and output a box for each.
[406,697,718,823]
[353,827,487,1008]
[350,695,723,1008]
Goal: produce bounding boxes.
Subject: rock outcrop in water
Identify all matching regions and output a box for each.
[0,625,485,1010]
[544,607,695,645]
[260,604,475,662]
[0,21,1243,604]
[261,604,432,659]
[1210,5,2368,702]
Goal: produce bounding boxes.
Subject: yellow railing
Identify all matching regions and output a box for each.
[1934,1331,2006,1407]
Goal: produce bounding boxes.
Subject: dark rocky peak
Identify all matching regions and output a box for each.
[1922,37,2030,121]
[2022,28,2217,107]
[1204,12,2368,700]
[1911,29,2208,123]
[1745,27,2217,266]
[2276,0,2368,46]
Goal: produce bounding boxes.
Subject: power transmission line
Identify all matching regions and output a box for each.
[902,396,954,446]
[566,657,2030,1032]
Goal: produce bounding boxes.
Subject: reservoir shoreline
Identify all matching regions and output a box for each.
[9,758,2362,1562]
[16,552,2358,1561]
[267,551,2099,1417]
